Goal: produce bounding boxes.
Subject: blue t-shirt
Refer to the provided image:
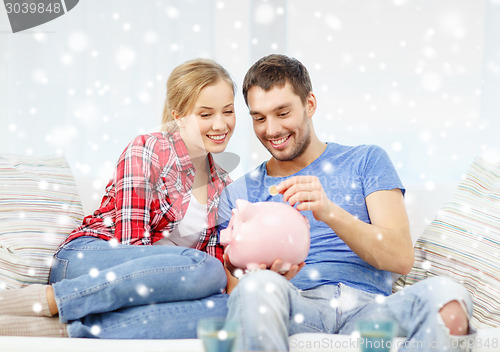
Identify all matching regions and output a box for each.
[218,143,405,296]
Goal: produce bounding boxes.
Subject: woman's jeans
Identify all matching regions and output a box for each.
[49,236,229,338]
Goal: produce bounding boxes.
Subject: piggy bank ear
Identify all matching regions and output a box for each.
[235,199,250,212]
[302,215,310,229]
[235,199,256,222]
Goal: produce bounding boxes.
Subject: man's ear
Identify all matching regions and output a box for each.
[306,92,317,118]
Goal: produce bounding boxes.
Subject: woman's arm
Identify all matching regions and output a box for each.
[114,135,162,244]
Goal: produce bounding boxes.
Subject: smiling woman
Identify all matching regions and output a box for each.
[176,80,235,158]
[0,59,237,339]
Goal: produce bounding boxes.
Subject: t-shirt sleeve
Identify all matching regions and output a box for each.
[360,145,405,198]
[217,186,235,233]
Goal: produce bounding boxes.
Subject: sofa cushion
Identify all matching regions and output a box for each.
[0,154,84,289]
[398,157,500,329]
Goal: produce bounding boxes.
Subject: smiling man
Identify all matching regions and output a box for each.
[218,54,474,352]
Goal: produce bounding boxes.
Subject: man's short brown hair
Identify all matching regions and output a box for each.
[242,54,313,105]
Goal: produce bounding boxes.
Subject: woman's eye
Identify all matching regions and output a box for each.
[224,110,234,115]
[200,113,211,118]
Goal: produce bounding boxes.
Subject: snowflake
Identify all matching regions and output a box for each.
[115,46,136,70]
[325,14,342,31]
[57,215,70,225]
[68,32,88,52]
[393,0,410,6]
[136,284,149,297]
[441,12,466,39]
[294,314,304,324]
[308,269,320,280]
[421,72,442,92]
[392,142,402,152]
[60,53,73,65]
[33,32,46,42]
[106,272,117,282]
[218,330,229,340]
[90,325,101,336]
[244,279,257,292]
[166,6,179,19]
[425,181,436,191]
[38,180,49,190]
[254,3,275,25]
[33,69,48,84]
[265,283,276,293]
[322,162,333,173]
[32,303,43,313]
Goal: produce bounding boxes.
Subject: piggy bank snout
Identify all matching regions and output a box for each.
[219,227,231,246]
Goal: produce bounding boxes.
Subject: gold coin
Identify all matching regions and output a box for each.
[268,185,279,196]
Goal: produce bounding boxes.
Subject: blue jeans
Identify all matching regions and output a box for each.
[49,236,229,338]
[227,270,474,351]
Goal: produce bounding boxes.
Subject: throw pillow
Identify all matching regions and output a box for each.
[0,154,84,289]
[400,157,500,329]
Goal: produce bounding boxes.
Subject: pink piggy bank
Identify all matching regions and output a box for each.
[220,199,310,271]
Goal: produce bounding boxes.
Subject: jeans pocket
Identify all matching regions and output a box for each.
[48,254,68,284]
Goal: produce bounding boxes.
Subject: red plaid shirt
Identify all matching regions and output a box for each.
[64,131,231,262]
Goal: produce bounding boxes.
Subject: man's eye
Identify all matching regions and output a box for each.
[279,111,289,117]
[224,110,234,115]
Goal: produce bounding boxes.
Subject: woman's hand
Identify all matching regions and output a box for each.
[223,254,239,294]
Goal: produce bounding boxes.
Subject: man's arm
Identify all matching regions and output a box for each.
[278,176,414,275]
[327,188,414,275]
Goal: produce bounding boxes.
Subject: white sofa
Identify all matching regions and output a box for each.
[0,154,499,352]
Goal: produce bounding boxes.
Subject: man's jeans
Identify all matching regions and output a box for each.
[49,236,228,338]
[227,270,475,351]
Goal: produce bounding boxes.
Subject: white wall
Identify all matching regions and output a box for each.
[1,0,499,236]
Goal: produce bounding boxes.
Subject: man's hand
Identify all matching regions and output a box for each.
[260,259,306,281]
[224,253,305,286]
[277,175,333,223]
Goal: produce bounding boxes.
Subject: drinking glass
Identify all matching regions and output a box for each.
[197,317,237,352]
[356,319,398,352]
